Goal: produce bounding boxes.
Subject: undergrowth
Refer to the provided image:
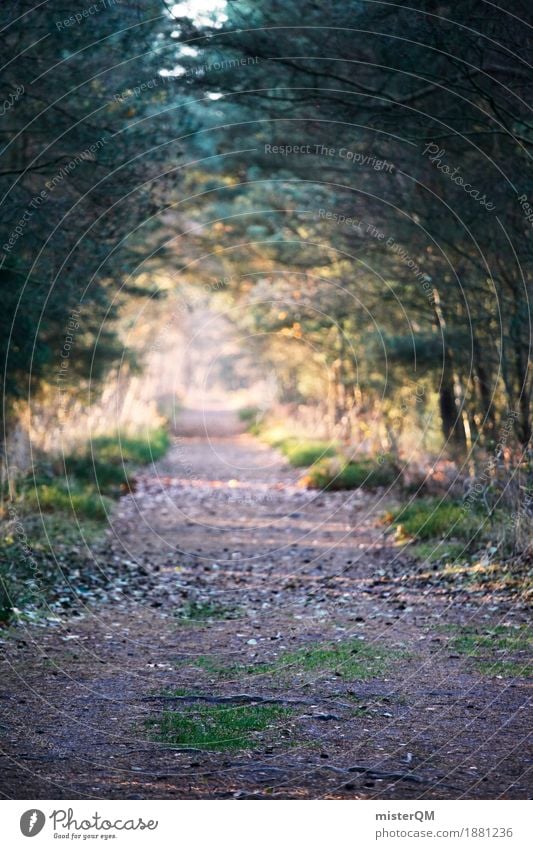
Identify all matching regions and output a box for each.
[0,426,170,622]
[384,497,505,547]
[302,455,398,490]
[249,420,397,486]
[248,422,336,466]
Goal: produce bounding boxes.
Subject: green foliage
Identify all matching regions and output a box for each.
[62,457,128,494]
[0,1,178,425]
[387,499,486,542]
[238,406,260,423]
[0,426,170,621]
[255,420,398,485]
[305,456,398,490]
[148,703,293,750]
[172,0,533,452]
[59,427,170,497]
[17,427,170,517]
[24,482,112,521]
[90,428,170,466]
[282,439,337,467]
[253,423,337,467]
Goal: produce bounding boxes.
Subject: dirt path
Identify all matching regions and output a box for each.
[0,410,530,799]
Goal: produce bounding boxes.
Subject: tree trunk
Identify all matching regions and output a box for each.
[432,286,467,452]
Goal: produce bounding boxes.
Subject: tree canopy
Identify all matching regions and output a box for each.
[1,0,531,458]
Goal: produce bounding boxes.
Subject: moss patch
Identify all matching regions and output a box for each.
[147,703,294,750]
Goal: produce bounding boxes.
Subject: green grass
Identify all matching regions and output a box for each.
[24,481,112,521]
[59,427,170,496]
[62,456,128,493]
[0,426,170,622]
[449,624,531,654]
[0,513,105,622]
[281,439,337,468]
[304,456,398,490]
[24,514,103,548]
[15,426,171,519]
[475,659,532,677]
[179,639,400,682]
[250,423,337,467]
[0,509,97,619]
[147,703,293,750]
[238,406,260,423]
[255,639,397,680]
[177,654,241,678]
[446,624,532,678]
[176,601,241,622]
[90,427,170,465]
[251,420,398,483]
[410,540,468,564]
[386,498,487,542]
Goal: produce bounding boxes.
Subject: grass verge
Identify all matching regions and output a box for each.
[249,419,398,487]
[23,481,112,521]
[249,422,337,467]
[238,406,260,424]
[385,498,531,598]
[62,426,170,495]
[302,455,398,490]
[0,426,170,622]
[385,498,494,544]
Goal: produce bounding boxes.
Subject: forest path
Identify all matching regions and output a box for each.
[0,409,530,799]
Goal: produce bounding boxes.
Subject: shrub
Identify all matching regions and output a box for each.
[62,456,128,494]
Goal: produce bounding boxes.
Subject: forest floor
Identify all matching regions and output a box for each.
[0,408,531,800]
